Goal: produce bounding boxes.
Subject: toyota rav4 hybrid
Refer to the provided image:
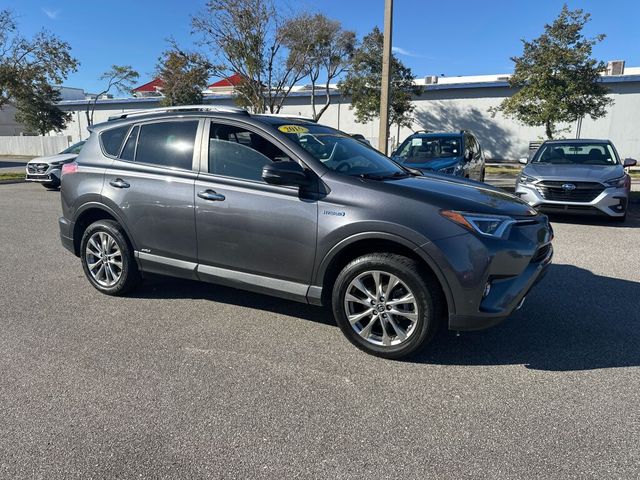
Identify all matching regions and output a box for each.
[58,106,552,359]
[516,139,637,221]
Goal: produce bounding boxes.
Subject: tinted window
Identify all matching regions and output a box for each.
[135,121,198,170]
[395,136,462,163]
[119,126,139,161]
[101,126,129,157]
[209,124,291,182]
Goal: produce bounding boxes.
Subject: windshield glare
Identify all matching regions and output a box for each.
[281,125,406,178]
[395,136,461,163]
[533,143,619,166]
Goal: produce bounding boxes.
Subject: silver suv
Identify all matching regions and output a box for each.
[516,139,637,221]
[58,106,553,358]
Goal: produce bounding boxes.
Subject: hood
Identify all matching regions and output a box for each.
[380,173,537,217]
[394,156,460,172]
[28,153,77,165]
[524,163,624,182]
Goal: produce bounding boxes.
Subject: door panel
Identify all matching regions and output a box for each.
[195,175,317,287]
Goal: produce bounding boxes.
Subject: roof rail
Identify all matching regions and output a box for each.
[107,105,248,121]
[413,129,431,134]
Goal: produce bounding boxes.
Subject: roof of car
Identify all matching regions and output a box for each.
[544,138,610,144]
[90,109,318,133]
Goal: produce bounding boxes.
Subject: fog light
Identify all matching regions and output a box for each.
[482,282,491,298]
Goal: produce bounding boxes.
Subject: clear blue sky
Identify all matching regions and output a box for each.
[8,0,640,93]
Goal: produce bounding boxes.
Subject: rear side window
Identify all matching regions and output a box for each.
[119,126,139,161]
[135,121,199,170]
[100,126,129,156]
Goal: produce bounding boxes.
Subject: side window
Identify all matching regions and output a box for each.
[119,125,139,161]
[208,123,291,182]
[100,126,129,157]
[135,121,199,170]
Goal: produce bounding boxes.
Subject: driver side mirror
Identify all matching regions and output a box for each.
[518,157,528,165]
[262,161,311,187]
[623,158,637,167]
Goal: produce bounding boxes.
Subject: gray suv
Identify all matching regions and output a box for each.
[59,106,553,359]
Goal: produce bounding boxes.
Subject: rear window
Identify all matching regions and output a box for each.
[100,126,129,157]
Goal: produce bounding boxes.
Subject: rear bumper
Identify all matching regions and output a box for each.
[516,183,628,217]
[59,216,75,255]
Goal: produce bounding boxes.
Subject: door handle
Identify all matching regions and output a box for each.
[197,189,226,201]
[109,178,130,189]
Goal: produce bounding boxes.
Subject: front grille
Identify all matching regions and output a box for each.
[536,181,604,203]
[531,243,551,263]
[27,163,48,174]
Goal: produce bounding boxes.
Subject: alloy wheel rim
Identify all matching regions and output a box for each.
[343,270,419,347]
[85,232,123,287]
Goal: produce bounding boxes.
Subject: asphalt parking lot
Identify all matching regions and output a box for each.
[1,183,639,479]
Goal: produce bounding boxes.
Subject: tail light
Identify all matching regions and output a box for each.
[61,161,78,176]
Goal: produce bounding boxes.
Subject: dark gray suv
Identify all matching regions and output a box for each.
[59,106,553,359]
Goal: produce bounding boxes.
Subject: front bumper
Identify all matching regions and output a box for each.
[25,166,61,184]
[516,183,628,217]
[422,215,553,331]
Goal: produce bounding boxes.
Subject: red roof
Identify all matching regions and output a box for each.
[132,78,164,92]
[208,73,243,89]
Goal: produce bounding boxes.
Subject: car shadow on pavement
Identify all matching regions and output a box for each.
[545,206,640,229]
[132,274,335,326]
[412,263,640,371]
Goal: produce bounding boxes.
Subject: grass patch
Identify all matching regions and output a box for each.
[0,172,25,182]
[486,165,522,175]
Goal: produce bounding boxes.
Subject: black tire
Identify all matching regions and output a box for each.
[332,253,443,359]
[42,181,59,190]
[480,168,486,182]
[80,219,141,295]
[612,213,626,223]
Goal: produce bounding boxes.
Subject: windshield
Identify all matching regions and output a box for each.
[395,136,462,163]
[60,141,85,155]
[532,142,619,166]
[278,124,407,178]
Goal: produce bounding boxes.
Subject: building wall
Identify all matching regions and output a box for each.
[56,80,640,161]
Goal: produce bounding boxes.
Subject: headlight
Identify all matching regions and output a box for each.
[604,175,626,188]
[438,163,463,175]
[518,173,538,184]
[441,210,517,239]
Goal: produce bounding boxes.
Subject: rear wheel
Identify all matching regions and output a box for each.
[332,253,442,359]
[80,220,141,295]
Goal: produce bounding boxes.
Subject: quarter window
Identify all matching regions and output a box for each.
[135,121,199,170]
[100,126,129,157]
[208,123,290,182]
[119,126,139,161]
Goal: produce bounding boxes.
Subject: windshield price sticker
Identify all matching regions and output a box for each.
[278,125,309,134]
[411,138,422,146]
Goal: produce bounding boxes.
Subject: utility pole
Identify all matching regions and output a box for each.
[377,0,393,154]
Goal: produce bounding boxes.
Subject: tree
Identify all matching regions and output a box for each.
[280,13,355,121]
[492,5,612,139]
[339,27,421,135]
[157,49,212,106]
[192,0,308,113]
[0,9,77,133]
[14,84,70,135]
[86,65,139,125]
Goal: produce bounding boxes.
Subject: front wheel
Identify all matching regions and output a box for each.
[332,253,442,359]
[80,219,141,295]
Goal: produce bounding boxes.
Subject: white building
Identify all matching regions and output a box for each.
[55,66,640,161]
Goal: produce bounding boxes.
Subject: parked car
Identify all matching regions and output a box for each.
[391,130,486,181]
[350,133,372,146]
[516,139,637,221]
[26,141,86,189]
[58,106,552,359]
